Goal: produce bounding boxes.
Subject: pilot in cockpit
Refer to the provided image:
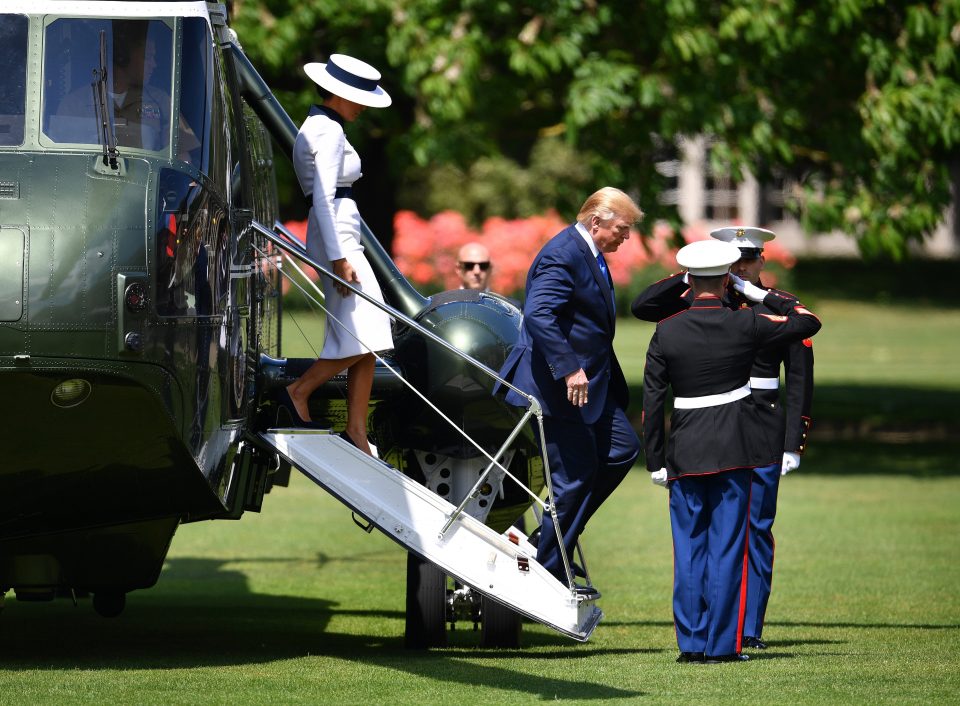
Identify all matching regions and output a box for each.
[53,22,199,161]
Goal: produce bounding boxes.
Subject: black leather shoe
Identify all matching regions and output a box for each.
[338,430,361,449]
[528,530,585,577]
[528,527,541,548]
[572,584,601,600]
[743,636,767,649]
[276,389,326,429]
[676,652,705,664]
[704,653,750,664]
[339,431,396,469]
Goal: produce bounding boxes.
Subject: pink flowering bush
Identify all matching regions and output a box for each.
[282,212,797,306]
[393,209,689,297]
[392,210,797,300]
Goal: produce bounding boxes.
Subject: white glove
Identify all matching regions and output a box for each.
[682,271,689,284]
[651,468,669,488]
[781,451,801,476]
[728,273,767,303]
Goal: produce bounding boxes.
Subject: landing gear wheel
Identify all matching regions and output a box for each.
[404,553,447,648]
[92,591,126,618]
[480,594,521,648]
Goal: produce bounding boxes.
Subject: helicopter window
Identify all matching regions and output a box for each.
[179,18,212,171]
[0,15,28,147]
[42,18,175,153]
[242,103,280,225]
[202,43,232,201]
[155,168,225,317]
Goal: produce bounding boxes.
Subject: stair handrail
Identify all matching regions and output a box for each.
[252,220,580,590]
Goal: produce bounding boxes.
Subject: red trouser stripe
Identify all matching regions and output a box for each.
[735,483,752,653]
[669,486,680,647]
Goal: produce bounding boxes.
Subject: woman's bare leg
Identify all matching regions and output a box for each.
[286,354,364,422]
[344,353,376,456]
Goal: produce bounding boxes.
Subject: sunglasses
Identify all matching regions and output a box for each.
[459,261,491,271]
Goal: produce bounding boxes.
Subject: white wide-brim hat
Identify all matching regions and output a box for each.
[304,54,392,108]
[676,239,742,276]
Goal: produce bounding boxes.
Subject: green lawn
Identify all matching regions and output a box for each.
[283,298,960,392]
[615,299,960,388]
[1,472,957,704]
[1,298,958,703]
[616,300,960,431]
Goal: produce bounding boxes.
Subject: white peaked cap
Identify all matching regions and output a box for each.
[676,240,742,276]
[710,226,776,256]
[304,54,392,108]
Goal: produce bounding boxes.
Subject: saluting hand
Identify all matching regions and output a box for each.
[332,258,360,297]
[728,272,767,303]
[565,368,589,407]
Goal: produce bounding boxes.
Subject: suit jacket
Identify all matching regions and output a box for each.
[632,272,815,458]
[642,291,821,479]
[496,225,628,423]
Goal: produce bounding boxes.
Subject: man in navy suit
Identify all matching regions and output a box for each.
[497,187,644,594]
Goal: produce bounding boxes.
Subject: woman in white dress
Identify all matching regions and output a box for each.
[281,54,393,457]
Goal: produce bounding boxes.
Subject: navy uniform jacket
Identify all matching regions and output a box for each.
[496,225,627,423]
[642,291,821,479]
[632,273,815,459]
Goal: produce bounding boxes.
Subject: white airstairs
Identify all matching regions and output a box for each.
[260,429,603,642]
[251,219,603,643]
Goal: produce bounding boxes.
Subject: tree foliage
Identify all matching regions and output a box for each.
[230,0,960,257]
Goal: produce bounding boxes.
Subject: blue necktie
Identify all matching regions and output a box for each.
[596,252,612,287]
[596,252,614,311]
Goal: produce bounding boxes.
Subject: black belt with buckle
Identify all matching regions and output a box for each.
[304,186,353,208]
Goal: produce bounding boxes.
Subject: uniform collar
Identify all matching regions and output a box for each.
[691,293,723,308]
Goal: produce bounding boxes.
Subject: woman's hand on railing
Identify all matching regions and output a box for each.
[332,258,359,296]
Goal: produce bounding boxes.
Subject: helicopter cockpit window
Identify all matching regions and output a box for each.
[0,15,28,147]
[42,18,175,153]
[180,18,212,172]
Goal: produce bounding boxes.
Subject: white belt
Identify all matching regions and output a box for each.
[750,376,780,390]
[674,383,751,410]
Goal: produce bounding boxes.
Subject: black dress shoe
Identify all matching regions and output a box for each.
[527,530,585,577]
[528,527,541,548]
[743,636,767,649]
[276,389,326,429]
[676,652,705,664]
[339,431,396,469]
[338,430,361,449]
[704,653,750,664]
[572,584,601,600]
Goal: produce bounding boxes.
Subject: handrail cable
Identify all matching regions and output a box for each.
[251,220,579,590]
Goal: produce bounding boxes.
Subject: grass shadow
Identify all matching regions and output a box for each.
[799,439,960,476]
[624,382,960,477]
[0,556,645,701]
[791,257,960,308]
[808,384,960,429]
[626,383,960,430]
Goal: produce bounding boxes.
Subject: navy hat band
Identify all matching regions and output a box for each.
[326,57,379,93]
